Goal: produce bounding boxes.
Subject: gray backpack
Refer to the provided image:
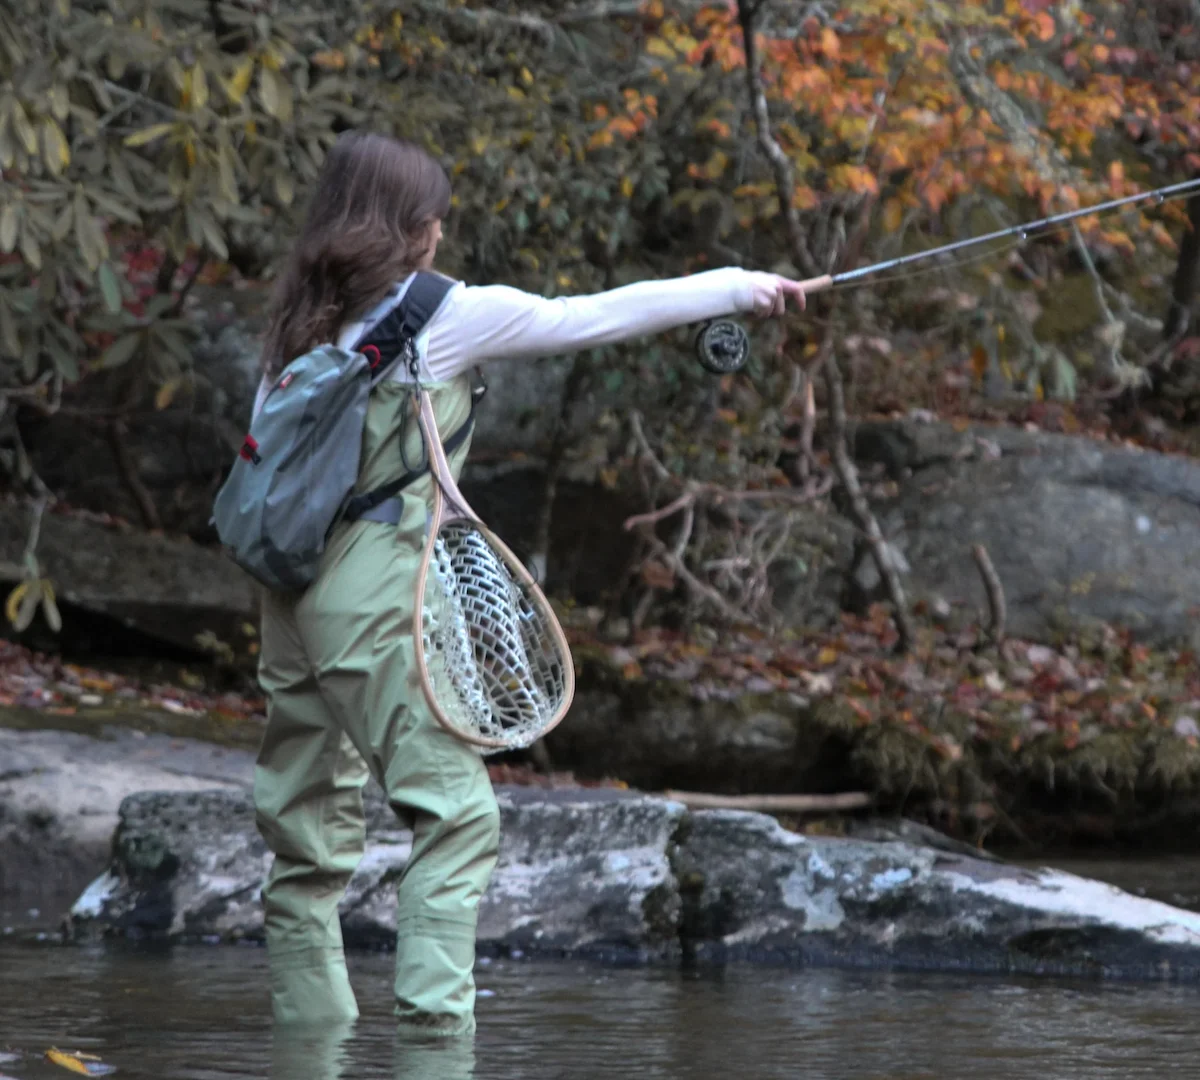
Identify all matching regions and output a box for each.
[212,272,475,591]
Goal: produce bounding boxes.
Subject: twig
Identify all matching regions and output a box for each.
[21,494,48,569]
[663,790,872,812]
[971,543,1006,646]
[638,528,742,622]
[100,79,183,123]
[108,419,161,530]
[736,0,819,277]
[623,489,697,532]
[531,354,591,583]
[824,340,915,653]
[1070,223,1146,389]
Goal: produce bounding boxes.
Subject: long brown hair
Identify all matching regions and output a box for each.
[261,132,452,375]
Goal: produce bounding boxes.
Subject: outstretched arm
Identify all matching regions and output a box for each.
[423,267,807,379]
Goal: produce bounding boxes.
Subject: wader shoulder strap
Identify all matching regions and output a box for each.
[342,383,484,524]
[343,273,484,526]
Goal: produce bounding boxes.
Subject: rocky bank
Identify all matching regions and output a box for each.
[37,744,1200,983]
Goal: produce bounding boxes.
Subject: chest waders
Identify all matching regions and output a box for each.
[253,374,500,1036]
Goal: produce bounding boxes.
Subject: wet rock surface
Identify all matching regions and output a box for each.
[64,781,1200,982]
[0,725,251,927]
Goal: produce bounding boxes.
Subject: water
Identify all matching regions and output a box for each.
[1,942,1198,1079]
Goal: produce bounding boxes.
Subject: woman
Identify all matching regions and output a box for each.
[252,130,808,1038]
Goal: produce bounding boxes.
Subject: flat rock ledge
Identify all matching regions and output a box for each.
[65,787,1200,982]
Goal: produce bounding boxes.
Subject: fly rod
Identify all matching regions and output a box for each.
[696,175,1200,373]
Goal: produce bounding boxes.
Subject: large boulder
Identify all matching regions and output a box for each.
[68,785,685,962]
[0,500,257,657]
[0,726,251,930]
[67,786,1200,981]
[675,809,1200,979]
[849,418,1200,647]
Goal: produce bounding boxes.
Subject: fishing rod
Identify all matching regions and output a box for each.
[695,175,1200,374]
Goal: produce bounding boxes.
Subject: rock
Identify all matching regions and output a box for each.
[0,501,257,657]
[546,671,841,796]
[675,810,1200,979]
[850,419,1200,645]
[66,786,1200,981]
[476,787,683,959]
[0,726,252,927]
[19,284,269,538]
[69,785,685,962]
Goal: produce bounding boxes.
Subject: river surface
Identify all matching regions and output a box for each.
[1,941,1198,1080]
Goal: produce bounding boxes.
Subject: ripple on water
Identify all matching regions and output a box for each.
[0,943,1198,1079]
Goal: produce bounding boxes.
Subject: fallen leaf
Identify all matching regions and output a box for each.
[46,1049,116,1076]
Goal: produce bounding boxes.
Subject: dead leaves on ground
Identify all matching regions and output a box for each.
[570,606,1200,757]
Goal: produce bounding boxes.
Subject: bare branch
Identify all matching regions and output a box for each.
[664,790,872,813]
[623,489,697,532]
[971,543,1006,646]
[108,419,162,530]
[736,0,819,277]
[824,340,915,652]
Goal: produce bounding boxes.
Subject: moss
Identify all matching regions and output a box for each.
[1032,273,1103,343]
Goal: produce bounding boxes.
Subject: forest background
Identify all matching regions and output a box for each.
[2,0,1200,845]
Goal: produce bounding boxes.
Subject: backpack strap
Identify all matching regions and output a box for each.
[353,271,455,383]
[342,273,484,526]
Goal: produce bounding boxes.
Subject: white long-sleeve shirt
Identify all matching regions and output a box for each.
[253,267,758,415]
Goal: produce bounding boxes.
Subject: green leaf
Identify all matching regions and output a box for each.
[1050,353,1077,402]
[42,583,62,633]
[13,579,42,632]
[47,84,70,122]
[74,193,100,270]
[97,331,141,369]
[41,118,70,176]
[259,67,293,124]
[274,167,294,206]
[51,201,74,242]
[11,101,36,154]
[0,203,18,253]
[124,123,175,148]
[18,221,40,269]
[156,325,193,365]
[98,261,122,314]
[87,189,141,226]
[189,63,209,111]
[45,336,79,380]
[144,294,176,320]
[0,300,19,357]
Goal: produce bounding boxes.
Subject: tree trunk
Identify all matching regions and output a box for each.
[1164,191,1200,342]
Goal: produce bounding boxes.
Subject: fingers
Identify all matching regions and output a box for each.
[746,272,808,317]
[779,278,808,311]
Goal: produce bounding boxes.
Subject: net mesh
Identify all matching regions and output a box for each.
[420,520,569,750]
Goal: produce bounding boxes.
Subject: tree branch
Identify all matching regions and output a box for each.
[663,790,872,812]
[971,543,1006,646]
[736,0,819,277]
[108,419,161,530]
[824,340,915,652]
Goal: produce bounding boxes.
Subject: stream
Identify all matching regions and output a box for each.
[1,940,1199,1079]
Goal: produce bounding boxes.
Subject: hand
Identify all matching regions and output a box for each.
[746,272,809,317]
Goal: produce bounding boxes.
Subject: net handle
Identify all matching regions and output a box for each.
[410,390,577,750]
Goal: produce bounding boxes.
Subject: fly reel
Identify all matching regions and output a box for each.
[695,319,750,375]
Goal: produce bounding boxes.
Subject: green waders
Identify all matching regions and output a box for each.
[253,375,500,1036]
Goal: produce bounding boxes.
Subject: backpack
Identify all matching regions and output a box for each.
[212,272,477,592]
